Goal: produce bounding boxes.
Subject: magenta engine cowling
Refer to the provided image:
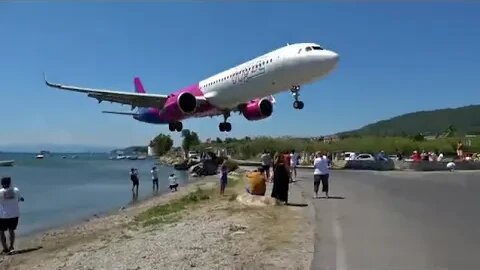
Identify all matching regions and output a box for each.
[242,98,274,121]
[162,92,198,120]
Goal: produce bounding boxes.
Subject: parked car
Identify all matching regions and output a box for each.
[344,152,357,161]
[355,153,376,161]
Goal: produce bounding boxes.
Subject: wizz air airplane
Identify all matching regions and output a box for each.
[44,42,339,132]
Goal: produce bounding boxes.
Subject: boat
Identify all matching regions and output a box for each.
[35,154,45,159]
[0,160,14,167]
[115,154,126,160]
[127,155,138,160]
[137,155,146,160]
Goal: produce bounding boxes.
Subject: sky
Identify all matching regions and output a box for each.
[1,2,480,150]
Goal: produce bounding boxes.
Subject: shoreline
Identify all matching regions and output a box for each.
[15,174,220,252]
[17,171,198,240]
[4,169,314,270]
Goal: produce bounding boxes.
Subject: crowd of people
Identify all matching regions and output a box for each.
[244,150,331,204]
[129,166,179,198]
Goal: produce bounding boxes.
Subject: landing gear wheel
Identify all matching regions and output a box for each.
[219,122,231,132]
[290,85,304,110]
[219,111,232,132]
[175,122,183,132]
[293,101,304,110]
[225,122,232,132]
[169,122,183,132]
[168,123,175,132]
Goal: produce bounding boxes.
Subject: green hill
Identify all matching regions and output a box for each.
[338,105,480,137]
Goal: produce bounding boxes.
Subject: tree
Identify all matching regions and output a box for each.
[150,134,173,156]
[215,137,223,143]
[182,130,201,157]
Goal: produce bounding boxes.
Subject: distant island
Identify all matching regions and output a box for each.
[110,146,148,156]
[337,104,480,137]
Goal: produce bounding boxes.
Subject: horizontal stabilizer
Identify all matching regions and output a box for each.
[102,111,139,116]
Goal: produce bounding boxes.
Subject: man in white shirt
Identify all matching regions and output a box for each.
[290,150,300,182]
[0,177,24,254]
[260,150,273,181]
[168,174,178,192]
[313,152,330,199]
[151,166,159,192]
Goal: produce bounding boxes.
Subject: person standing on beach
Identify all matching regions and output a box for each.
[0,177,24,254]
[130,168,139,196]
[290,150,300,182]
[260,150,272,181]
[151,166,159,192]
[271,153,289,204]
[220,162,228,195]
[313,152,330,199]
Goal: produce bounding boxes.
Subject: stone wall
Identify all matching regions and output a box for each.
[397,160,480,171]
[343,160,395,171]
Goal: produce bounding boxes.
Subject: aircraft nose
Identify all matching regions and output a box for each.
[324,50,339,66]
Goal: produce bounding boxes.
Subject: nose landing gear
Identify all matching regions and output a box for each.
[168,122,183,132]
[291,85,304,110]
[219,111,232,132]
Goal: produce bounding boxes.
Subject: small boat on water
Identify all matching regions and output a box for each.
[0,160,14,167]
[137,155,146,160]
[35,154,45,159]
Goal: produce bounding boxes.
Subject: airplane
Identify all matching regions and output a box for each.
[44,42,339,132]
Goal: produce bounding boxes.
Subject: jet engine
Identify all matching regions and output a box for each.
[242,97,274,121]
[177,92,197,114]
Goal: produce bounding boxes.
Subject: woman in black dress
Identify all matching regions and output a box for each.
[271,153,290,204]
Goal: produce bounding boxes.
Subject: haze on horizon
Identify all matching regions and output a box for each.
[1,3,479,150]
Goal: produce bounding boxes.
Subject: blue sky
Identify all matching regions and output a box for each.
[1,2,480,149]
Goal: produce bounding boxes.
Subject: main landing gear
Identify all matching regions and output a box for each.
[219,112,232,132]
[290,85,304,110]
[168,121,183,132]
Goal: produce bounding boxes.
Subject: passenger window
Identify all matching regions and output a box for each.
[306,47,312,52]
[298,49,302,54]
[312,46,323,50]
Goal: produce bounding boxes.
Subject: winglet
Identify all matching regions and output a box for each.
[43,72,56,87]
[134,77,146,93]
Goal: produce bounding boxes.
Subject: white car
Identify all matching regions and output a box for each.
[344,152,357,161]
[354,153,375,161]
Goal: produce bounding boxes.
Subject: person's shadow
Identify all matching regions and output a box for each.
[7,246,43,255]
[315,196,345,199]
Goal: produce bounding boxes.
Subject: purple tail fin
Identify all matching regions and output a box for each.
[134,77,146,93]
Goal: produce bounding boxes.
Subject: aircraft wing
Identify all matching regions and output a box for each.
[44,74,169,109]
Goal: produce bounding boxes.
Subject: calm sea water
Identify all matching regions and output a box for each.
[0,153,189,236]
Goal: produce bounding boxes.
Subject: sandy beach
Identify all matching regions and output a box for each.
[1,172,313,270]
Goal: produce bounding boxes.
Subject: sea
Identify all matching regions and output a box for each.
[0,152,189,236]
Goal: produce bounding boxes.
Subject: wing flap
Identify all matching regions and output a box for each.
[44,74,169,109]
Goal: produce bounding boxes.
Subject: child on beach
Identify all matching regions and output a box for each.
[168,174,178,192]
[220,162,228,195]
[130,168,139,196]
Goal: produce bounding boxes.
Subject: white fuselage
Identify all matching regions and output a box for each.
[200,42,339,109]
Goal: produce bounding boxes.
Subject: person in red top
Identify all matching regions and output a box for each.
[411,150,422,161]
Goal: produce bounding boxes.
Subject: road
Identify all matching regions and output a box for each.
[294,169,480,270]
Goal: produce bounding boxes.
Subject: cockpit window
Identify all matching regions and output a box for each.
[305,47,312,52]
[312,46,323,50]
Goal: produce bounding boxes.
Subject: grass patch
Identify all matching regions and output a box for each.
[134,187,213,227]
